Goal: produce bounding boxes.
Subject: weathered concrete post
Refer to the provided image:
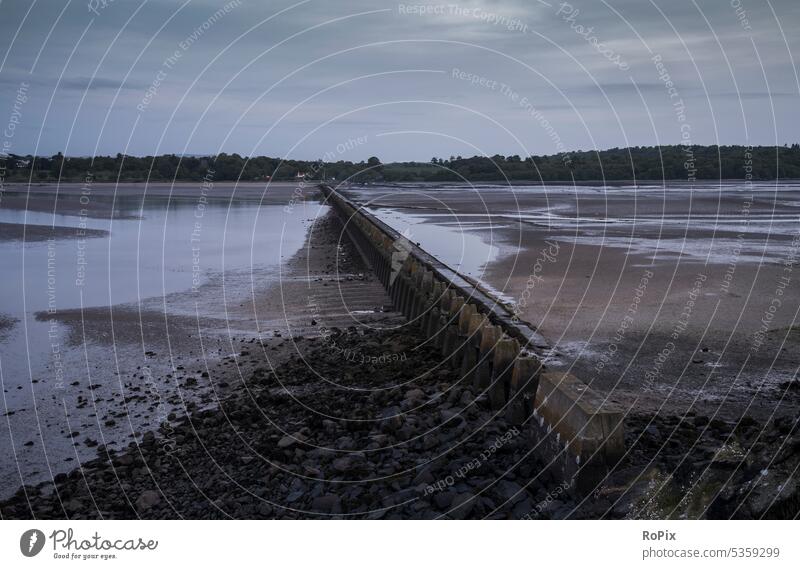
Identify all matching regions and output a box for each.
[388,260,403,307]
[434,290,454,349]
[506,355,542,424]
[404,262,422,317]
[490,337,520,410]
[452,304,477,369]
[442,296,465,365]
[398,266,413,317]
[319,184,626,497]
[426,307,441,340]
[396,260,414,316]
[460,313,487,385]
[397,272,410,314]
[400,270,414,317]
[475,324,501,391]
[422,281,443,333]
[411,271,434,326]
[376,239,389,285]
[409,270,427,323]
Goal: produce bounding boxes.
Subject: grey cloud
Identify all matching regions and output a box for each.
[0,0,797,160]
[60,76,145,91]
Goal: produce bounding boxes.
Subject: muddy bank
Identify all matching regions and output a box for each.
[0,182,318,220]
[2,322,798,519]
[0,221,107,242]
[0,314,16,340]
[618,411,800,519]
[0,201,396,503]
[0,183,328,499]
[3,186,798,519]
[345,184,800,425]
[34,305,217,350]
[485,237,800,424]
[0,327,566,519]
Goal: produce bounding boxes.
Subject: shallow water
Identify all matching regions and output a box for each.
[366,208,503,278]
[0,198,310,313]
[349,181,800,272]
[0,187,319,396]
[0,184,323,497]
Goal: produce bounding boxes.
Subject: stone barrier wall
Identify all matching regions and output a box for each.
[320,184,625,495]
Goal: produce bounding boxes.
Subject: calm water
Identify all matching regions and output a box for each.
[0,188,321,392]
[0,184,324,496]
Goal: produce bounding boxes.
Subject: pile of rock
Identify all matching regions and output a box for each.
[4,324,796,519]
[0,328,580,519]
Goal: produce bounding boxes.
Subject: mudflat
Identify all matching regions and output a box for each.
[3,194,798,519]
[345,183,800,422]
[1,181,311,219]
[0,221,107,242]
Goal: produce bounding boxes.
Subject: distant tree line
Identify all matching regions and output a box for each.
[425,145,800,182]
[0,152,388,184]
[1,145,798,184]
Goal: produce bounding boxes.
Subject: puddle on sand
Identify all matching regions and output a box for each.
[367,208,503,278]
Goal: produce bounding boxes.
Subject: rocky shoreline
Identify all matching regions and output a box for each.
[2,202,798,519]
[2,317,798,519]
[0,327,557,519]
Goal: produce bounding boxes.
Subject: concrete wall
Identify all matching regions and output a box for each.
[320,184,625,495]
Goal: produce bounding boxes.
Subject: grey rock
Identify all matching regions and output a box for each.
[449,492,476,519]
[136,490,161,511]
[312,494,342,514]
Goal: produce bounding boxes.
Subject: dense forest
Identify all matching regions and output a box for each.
[1,145,799,184]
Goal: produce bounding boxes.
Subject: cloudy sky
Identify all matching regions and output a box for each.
[0,0,798,161]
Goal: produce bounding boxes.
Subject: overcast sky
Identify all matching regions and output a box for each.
[0,0,798,161]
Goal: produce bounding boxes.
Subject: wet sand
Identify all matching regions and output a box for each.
[0,221,107,242]
[0,195,399,500]
[3,205,799,519]
[4,322,798,519]
[0,182,324,499]
[345,183,800,424]
[3,183,800,519]
[0,314,16,340]
[1,181,318,220]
